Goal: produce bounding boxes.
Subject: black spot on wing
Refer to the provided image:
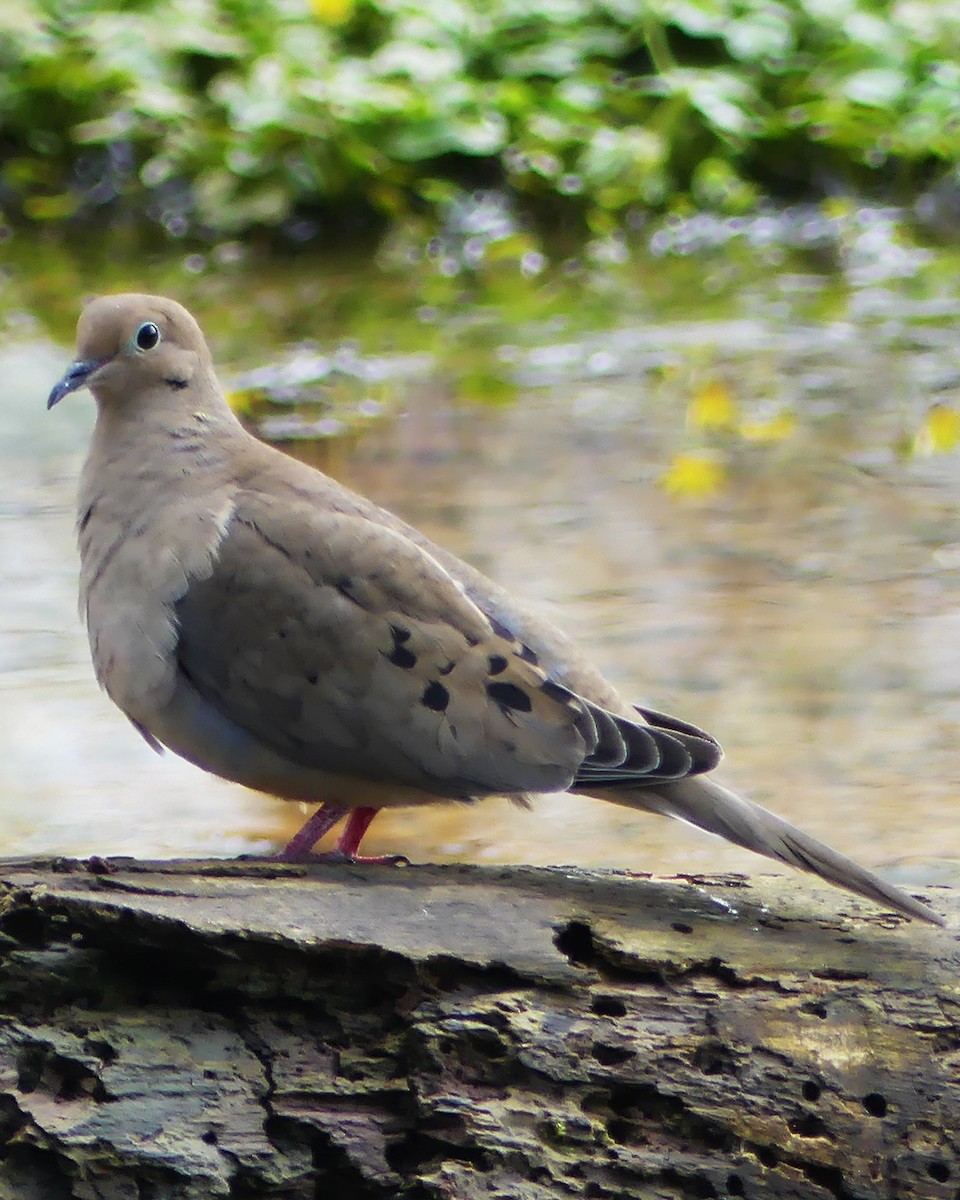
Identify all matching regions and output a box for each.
[488,654,508,676]
[438,661,456,676]
[487,681,533,713]
[384,624,417,669]
[485,616,539,666]
[422,681,450,712]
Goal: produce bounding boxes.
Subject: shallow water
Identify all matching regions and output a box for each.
[3,211,960,890]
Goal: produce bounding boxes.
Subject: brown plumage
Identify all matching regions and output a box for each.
[46,293,942,925]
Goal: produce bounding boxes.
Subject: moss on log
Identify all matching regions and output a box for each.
[0,857,954,1199]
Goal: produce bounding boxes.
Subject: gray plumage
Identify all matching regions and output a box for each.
[46,293,942,925]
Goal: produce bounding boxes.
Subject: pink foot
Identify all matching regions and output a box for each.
[328,807,407,865]
[271,804,405,865]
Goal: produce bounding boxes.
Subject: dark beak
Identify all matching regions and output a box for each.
[47,357,109,409]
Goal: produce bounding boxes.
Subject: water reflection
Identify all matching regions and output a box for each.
[3,249,960,890]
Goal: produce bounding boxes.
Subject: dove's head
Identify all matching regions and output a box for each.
[47,294,214,411]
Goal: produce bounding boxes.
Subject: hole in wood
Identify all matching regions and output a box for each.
[554,920,596,967]
[606,1117,632,1144]
[591,995,627,1018]
[800,1001,828,1019]
[693,1040,737,1077]
[592,1042,635,1067]
[788,1114,827,1138]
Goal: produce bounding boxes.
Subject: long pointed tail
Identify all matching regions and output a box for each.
[597,776,943,925]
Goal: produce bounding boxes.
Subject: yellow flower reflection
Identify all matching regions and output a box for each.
[687,379,738,433]
[913,403,960,456]
[660,451,726,497]
[308,0,353,24]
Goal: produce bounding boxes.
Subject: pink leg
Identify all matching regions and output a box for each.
[273,803,405,865]
[333,806,403,863]
[276,803,348,861]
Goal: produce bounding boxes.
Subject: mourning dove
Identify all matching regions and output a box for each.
[46,293,941,925]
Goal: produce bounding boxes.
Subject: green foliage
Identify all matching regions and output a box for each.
[1,0,959,235]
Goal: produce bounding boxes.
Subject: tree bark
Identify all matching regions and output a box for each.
[0,856,954,1199]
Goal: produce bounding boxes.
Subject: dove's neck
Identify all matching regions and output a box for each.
[78,372,253,531]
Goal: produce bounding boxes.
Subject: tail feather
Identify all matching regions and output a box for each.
[597,775,943,926]
[573,705,720,786]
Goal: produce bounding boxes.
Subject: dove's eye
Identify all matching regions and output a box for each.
[135,322,161,351]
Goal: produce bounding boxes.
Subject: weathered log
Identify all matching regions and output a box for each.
[0,856,954,1199]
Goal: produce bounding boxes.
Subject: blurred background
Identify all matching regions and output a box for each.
[2,0,960,889]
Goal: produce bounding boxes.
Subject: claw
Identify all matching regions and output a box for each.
[295,849,410,867]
